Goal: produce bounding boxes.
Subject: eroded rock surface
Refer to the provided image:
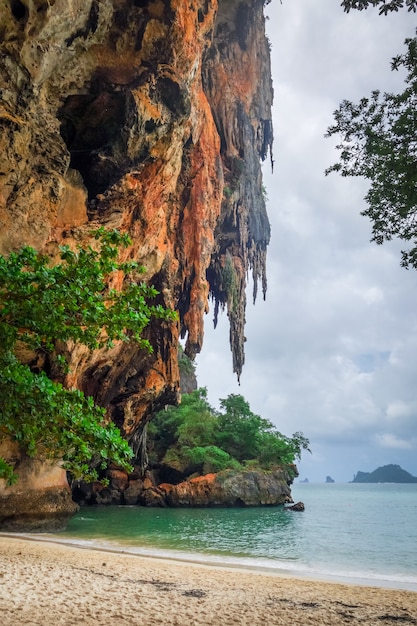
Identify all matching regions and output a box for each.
[73,467,296,508]
[162,469,294,507]
[0,0,273,528]
[0,439,78,530]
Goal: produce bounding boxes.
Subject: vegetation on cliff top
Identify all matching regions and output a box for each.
[0,229,176,485]
[147,388,310,477]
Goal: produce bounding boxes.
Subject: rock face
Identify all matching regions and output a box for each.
[0,0,273,528]
[73,467,296,508]
[285,501,304,512]
[178,348,198,395]
[162,469,294,507]
[0,439,79,530]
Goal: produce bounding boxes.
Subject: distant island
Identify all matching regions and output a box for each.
[351,464,417,484]
[325,476,335,483]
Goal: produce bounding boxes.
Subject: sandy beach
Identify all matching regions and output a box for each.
[1,535,416,625]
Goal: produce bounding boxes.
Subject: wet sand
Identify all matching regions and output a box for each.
[1,535,416,625]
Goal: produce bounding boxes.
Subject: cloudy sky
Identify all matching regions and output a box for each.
[196,1,417,483]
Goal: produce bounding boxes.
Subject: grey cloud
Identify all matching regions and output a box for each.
[196,2,417,483]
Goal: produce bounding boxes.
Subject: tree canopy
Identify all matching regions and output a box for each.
[0,229,176,484]
[147,388,310,476]
[341,0,417,13]
[326,32,417,269]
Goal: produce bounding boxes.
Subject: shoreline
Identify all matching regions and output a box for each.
[0,532,417,588]
[1,535,416,626]
[2,531,416,593]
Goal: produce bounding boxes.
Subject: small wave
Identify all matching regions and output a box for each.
[46,535,417,592]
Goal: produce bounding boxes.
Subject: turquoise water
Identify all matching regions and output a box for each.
[54,483,417,590]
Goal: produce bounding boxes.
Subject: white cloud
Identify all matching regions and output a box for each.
[386,401,415,421]
[375,433,415,450]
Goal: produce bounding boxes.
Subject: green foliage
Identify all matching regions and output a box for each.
[0,228,176,354]
[148,388,310,475]
[0,229,177,484]
[341,0,417,13]
[163,444,239,476]
[0,456,17,485]
[257,430,311,467]
[326,32,417,269]
[265,0,417,12]
[216,395,310,467]
[216,394,267,462]
[0,352,133,483]
[183,446,240,475]
[147,388,216,466]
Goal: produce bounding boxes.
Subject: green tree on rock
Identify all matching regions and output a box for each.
[0,229,177,484]
[215,394,271,462]
[148,388,310,476]
[147,388,230,475]
[216,395,310,466]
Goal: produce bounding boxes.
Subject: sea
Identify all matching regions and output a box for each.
[45,482,417,591]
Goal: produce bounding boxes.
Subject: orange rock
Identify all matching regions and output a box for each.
[106,470,129,491]
[158,483,174,493]
[189,473,217,484]
[143,477,154,491]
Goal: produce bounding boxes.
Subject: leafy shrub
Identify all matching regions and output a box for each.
[0,229,176,484]
[183,446,240,475]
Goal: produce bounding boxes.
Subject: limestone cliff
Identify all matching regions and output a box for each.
[0,0,272,528]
